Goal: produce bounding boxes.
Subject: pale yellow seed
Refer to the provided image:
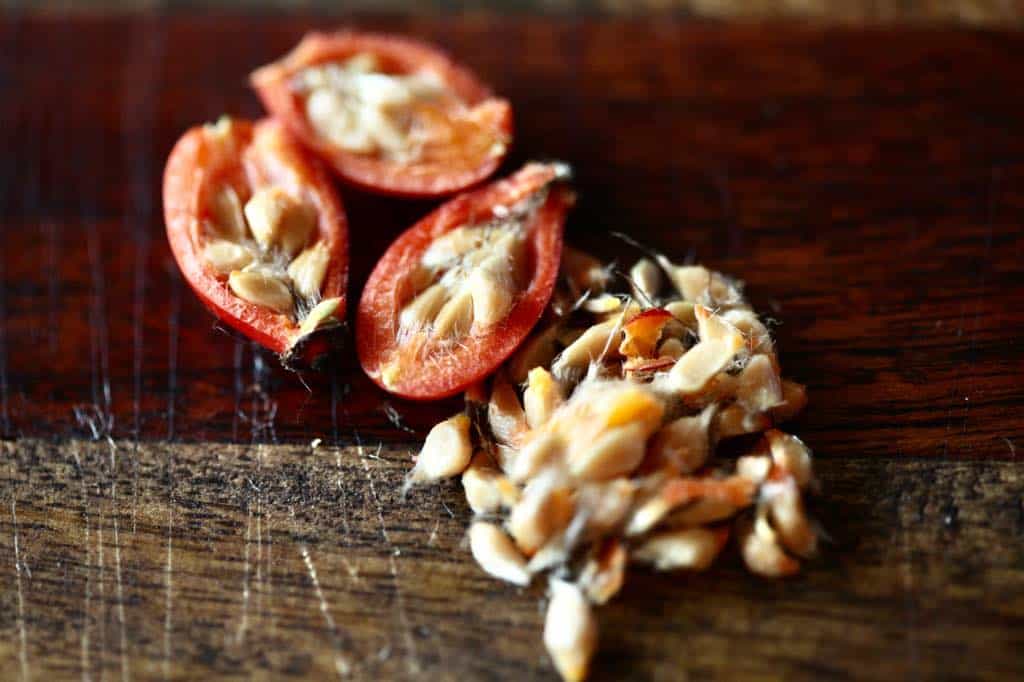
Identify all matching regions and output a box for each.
[399,283,448,333]
[244,186,317,256]
[544,580,598,682]
[527,532,575,576]
[714,404,770,439]
[523,367,563,430]
[600,300,641,323]
[297,297,341,337]
[462,452,519,514]
[406,265,436,295]
[421,225,484,269]
[765,429,814,489]
[432,289,473,339]
[582,293,622,315]
[380,361,402,391]
[508,324,562,384]
[736,454,773,484]
[664,496,741,527]
[344,52,380,73]
[508,481,574,556]
[629,257,662,301]
[287,241,330,299]
[207,185,247,241]
[657,337,686,360]
[736,354,784,413]
[667,339,737,395]
[204,115,234,139]
[771,379,808,423]
[552,319,618,378]
[568,422,647,481]
[306,89,372,153]
[203,240,253,274]
[736,514,800,578]
[488,376,529,447]
[657,259,742,305]
[578,541,627,605]
[648,404,715,474]
[409,413,473,484]
[763,478,817,557]
[494,443,519,477]
[664,306,744,394]
[509,430,563,484]
[633,527,723,572]
[228,270,293,314]
[575,479,637,536]
[468,258,514,329]
[722,308,774,355]
[468,522,530,587]
[696,304,744,345]
[664,299,696,327]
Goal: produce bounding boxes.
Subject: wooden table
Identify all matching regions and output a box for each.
[1,11,1022,681]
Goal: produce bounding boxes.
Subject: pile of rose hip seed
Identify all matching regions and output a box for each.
[408,247,817,682]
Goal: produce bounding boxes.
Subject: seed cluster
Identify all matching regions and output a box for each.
[409,247,818,681]
[291,51,509,170]
[199,127,339,333]
[401,206,533,340]
[377,195,542,391]
[294,53,448,161]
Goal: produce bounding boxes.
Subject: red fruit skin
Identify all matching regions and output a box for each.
[251,30,513,198]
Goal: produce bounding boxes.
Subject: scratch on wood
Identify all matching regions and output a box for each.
[235,502,252,645]
[300,544,352,678]
[96,487,107,682]
[263,509,275,634]
[332,447,359,584]
[255,486,263,619]
[329,369,359,582]
[358,441,420,673]
[72,442,94,682]
[163,504,174,682]
[12,497,31,681]
[124,17,162,537]
[427,519,440,547]
[105,439,130,682]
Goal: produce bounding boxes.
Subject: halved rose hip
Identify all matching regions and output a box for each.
[357,162,572,400]
[163,117,349,368]
[251,31,513,198]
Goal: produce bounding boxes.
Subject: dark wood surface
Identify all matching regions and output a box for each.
[9,1,1024,28]
[1,11,1022,681]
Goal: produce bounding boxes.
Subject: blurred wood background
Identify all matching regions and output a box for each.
[11,0,1024,27]
[1,7,1023,682]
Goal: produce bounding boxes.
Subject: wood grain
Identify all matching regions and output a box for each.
[9,1,1024,28]
[0,12,1022,681]
[1,439,1022,680]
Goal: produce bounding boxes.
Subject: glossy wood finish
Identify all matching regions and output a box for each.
[0,12,1022,681]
